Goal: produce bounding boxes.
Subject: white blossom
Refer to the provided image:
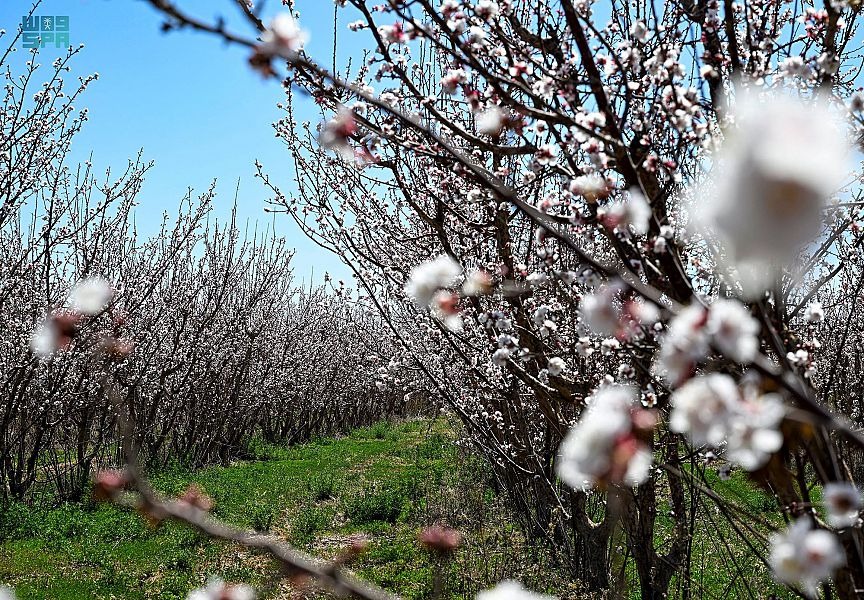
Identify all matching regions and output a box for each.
[441,68,468,93]
[187,578,255,600]
[724,391,785,470]
[670,374,739,448]
[531,76,555,100]
[492,348,511,366]
[692,91,851,298]
[556,385,653,490]
[600,190,652,235]
[600,338,620,356]
[525,271,548,287]
[405,255,462,308]
[629,20,648,42]
[700,64,718,79]
[467,25,487,45]
[656,304,709,385]
[476,106,504,136]
[69,276,113,316]
[260,14,308,56]
[706,298,760,362]
[770,519,844,597]
[671,374,784,470]
[29,321,58,359]
[547,357,566,376]
[787,348,815,377]
[476,580,554,600]
[576,337,594,357]
[824,482,862,528]
[780,56,812,79]
[806,301,825,323]
[568,174,610,203]
[475,0,501,21]
[534,144,557,166]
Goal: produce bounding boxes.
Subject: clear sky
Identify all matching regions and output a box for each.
[0,0,355,286]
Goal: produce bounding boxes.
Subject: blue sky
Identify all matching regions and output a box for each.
[0,0,356,286]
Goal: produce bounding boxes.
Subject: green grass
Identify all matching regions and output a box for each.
[0,420,801,599]
[0,419,560,600]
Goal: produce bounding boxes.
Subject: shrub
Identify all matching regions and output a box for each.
[307,474,336,502]
[368,422,392,440]
[291,506,332,546]
[248,504,276,533]
[346,484,407,525]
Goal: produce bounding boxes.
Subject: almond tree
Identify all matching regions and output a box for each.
[0,18,404,504]
[133,0,864,596]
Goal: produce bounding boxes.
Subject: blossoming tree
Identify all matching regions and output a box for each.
[136,0,864,597]
[0,17,406,508]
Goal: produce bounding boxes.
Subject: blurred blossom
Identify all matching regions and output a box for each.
[693,91,851,298]
[575,337,594,357]
[462,269,493,296]
[534,144,557,166]
[658,299,760,385]
[670,374,739,448]
[320,108,358,162]
[547,357,566,376]
[580,285,621,336]
[475,0,501,21]
[93,469,130,501]
[580,282,658,340]
[0,586,14,600]
[655,304,709,385]
[805,301,825,323]
[705,298,759,362]
[260,14,308,56]
[418,525,462,553]
[98,336,135,359]
[724,390,785,470]
[431,290,463,332]
[556,385,654,490]
[69,276,113,316]
[671,374,785,470]
[29,309,84,359]
[492,347,511,366]
[405,255,462,308]
[525,271,548,287]
[600,338,620,355]
[29,321,59,359]
[476,106,505,137]
[441,68,468,94]
[770,518,843,598]
[652,236,668,254]
[630,20,648,41]
[29,277,113,360]
[823,482,862,529]
[378,22,407,45]
[787,348,815,378]
[476,580,554,600]
[626,299,660,328]
[568,174,610,203]
[177,484,214,512]
[187,578,255,600]
[598,190,652,236]
[780,56,811,79]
